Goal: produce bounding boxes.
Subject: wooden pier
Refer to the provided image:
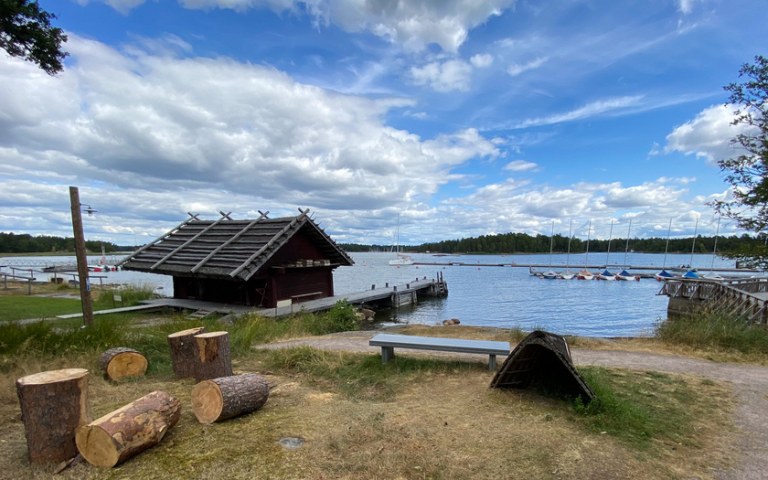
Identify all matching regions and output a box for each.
[125,274,448,319]
[659,277,768,324]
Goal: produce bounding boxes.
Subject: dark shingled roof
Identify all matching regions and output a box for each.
[119,211,354,281]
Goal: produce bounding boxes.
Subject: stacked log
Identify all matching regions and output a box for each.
[75,390,181,468]
[15,368,90,464]
[191,373,270,424]
[99,347,148,381]
[167,326,206,378]
[194,331,232,383]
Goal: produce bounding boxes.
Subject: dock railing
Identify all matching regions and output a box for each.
[659,277,768,325]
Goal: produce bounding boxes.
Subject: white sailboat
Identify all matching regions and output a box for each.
[557,220,575,279]
[615,219,639,280]
[596,221,616,280]
[388,216,413,266]
[577,220,594,280]
[655,218,675,281]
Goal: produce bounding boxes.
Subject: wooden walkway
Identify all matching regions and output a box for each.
[130,275,448,318]
[659,277,768,324]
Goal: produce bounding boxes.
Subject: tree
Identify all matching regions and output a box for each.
[0,0,67,75]
[712,55,768,268]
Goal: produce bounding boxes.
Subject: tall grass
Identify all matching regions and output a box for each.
[655,310,768,354]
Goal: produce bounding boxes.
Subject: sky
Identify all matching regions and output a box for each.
[1,0,766,247]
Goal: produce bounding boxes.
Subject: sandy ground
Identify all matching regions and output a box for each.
[257,330,768,480]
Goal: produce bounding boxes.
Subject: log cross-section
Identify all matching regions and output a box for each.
[194,331,233,383]
[99,347,148,381]
[75,390,181,468]
[16,368,90,464]
[192,373,270,424]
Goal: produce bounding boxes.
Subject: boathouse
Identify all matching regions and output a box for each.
[120,209,354,308]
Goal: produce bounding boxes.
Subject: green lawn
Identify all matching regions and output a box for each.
[0,296,82,322]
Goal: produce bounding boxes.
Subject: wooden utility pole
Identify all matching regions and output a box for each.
[69,186,94,327]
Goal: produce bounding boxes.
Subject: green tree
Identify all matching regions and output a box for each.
[711,55,768,268]
[0,0,67,75]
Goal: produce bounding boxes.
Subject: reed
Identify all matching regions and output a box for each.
[655,311,768,355]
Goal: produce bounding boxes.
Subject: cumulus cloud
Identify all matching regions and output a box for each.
[410,59,473,92]
[663,104,752,164]
[0,38,501,241]
[83,0,515,53]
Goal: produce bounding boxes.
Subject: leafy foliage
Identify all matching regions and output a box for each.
[0,231,118,253]
[712,55,768,268]
[0,0,68,75]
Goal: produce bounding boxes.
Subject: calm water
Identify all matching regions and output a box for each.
[0,251,737,337]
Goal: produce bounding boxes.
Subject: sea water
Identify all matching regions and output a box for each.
[0,251,738,337]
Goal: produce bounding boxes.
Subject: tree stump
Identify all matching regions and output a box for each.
[16,368,90,464]
[99,347,148,381]
[191,373,270,424]
[194,331,233,383]
[75,390,181,468]
[167,326,206,378]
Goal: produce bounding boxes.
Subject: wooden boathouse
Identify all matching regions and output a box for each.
[120,209,354,308]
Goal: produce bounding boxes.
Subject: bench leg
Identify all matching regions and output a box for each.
[381,346,394,364]
[488,354,497,371]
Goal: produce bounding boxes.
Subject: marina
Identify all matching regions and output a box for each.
[2,251,763,338]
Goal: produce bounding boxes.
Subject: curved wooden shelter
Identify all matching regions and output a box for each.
[120,209,353,308]
[490,330,594,403]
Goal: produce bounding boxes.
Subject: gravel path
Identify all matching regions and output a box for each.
[258,331,768,480]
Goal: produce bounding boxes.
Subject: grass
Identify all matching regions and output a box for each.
[656,310,768,359]
[0,285,747,478]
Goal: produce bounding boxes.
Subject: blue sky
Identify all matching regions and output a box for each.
[1,0,766,246]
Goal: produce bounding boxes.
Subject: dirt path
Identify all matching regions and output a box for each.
[258,331,768,480]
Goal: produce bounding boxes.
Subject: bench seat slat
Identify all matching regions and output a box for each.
[369,333,510,357]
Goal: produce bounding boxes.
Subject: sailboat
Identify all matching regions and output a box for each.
[557,221,575,279]
[615,219,639,281]
[596,221,616,280]
[388,216,413,266]
[540,221,558,279]
[577,220,594,280]
[655,219,675,281]
[703,217,725,280]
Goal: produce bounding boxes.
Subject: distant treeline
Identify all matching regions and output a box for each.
[343,232,765,255]
[0,232,119,254]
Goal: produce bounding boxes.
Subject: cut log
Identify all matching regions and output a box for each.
[99,347,148,381]
[16,368,90,464]
[194,331,233,383]
[75,390,181,468]
[192,373,270,424]
[167,326,206,378]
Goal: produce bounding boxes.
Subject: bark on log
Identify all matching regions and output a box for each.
[16,368,90,464]
[191,373,270,424]
[75,390,181,468]
[167,326,206,378]
[194,331,233,383]
[99,347,148,381]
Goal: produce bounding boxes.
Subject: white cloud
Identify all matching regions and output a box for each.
[0,38,501,236]
[663,104,752,164]
[504,160,538,172]
[91,0,515,53]
[470,53,494,68]
[515,96,644,128]
[506,56,548,77]
[410,59,473,92]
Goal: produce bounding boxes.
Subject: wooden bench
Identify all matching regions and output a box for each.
[369,333,510,370]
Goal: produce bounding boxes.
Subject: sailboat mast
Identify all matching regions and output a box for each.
[623,219,632,267]
[565,220,573,271]
[662,218,672,269]
[711,217,721,269]
[549,221,555,267]
[689,216,699,267]
[605,221,614,266]
[584,219,591,268]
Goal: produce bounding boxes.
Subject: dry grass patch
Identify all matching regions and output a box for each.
[0,349,736,480]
